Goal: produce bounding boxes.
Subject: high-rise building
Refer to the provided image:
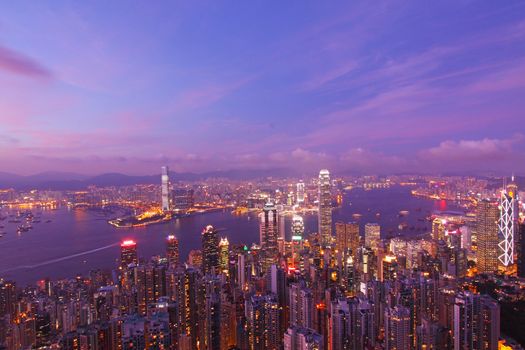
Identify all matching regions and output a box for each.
[202,225,220,275]
[518,221,525,278]
[120,240,138,268]
[219,237,230,274]
[364,223,380,250]
[283,326,323,350]
[291,215,304,269]
[166,235,179,267]
[289,283,313,329]
[432,218,446,241]
[245,294,280,350]
[0,280,16,318]
[453,292,500,350]
[318,169,332,246]
[260,201,279,270]
[384,306,411,350]
[161,166,170,212]
[296,181,305,204]
[475,199,499,274]
[335,222,360,258]
[498,181,516,267]
[188,249,203,269]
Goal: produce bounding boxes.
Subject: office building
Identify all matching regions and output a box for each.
[120,240,138,268]
[166,235,179,267]
[260,201,279,270]
[161,166,170,212]
[318,169,332,245]
[202,225,220,275]
[476,199,499,274]
[335,222,360,258]
[364,223,380,250]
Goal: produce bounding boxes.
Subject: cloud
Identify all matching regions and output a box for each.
[420,135,523,162]
[0,45,52,79]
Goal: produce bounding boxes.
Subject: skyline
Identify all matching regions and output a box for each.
[1,1,525,175]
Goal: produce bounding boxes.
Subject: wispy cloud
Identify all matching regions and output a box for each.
[0,45,52,79]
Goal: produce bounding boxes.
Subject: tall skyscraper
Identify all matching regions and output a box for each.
[0,280,16,319]
[364,223,380,250]
[283,326,323,350]
[166,235,179,267]
[219,237,230,274]
[260,200,279,270]
[498,180,517,267]
[245,294,280,350]
[161,166,170,212]
[202,225,220,275]
[335,222,360,258]
[476,199,499,274]
[453,292,500,350]
[120,240,138,268]
[384,306,411,350]
[289,283,313,329]
[518,221,525,278]
[296,181,305,204]
[318,169,332,246]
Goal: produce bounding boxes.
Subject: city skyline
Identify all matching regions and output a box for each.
[1,1,525,175]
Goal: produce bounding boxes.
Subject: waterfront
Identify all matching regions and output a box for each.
[0,186,457,285]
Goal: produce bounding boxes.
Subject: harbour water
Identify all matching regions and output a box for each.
[0,186,456,285]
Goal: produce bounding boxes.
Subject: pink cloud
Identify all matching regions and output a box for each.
[0,45,52,79]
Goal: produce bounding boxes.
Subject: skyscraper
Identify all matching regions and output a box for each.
[219,237,229,274]
[318,169,332,246]
[120,240,138,268]
[364,223,380,250]
[245,294,280,350]
[260,200,279,270]
[296,181,305,204]
[161,166,170,212]
[283,326,323,350]
[289,283,313,329]
[166,235,179,267]
[202,225,220,275]
[335,222,360,258]
[476,199,499,274]
[498,180,517,267]
[384,306,411,350]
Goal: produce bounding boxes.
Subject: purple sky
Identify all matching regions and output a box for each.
[0,1,524,175]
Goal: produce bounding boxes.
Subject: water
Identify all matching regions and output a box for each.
[0,186,456,285]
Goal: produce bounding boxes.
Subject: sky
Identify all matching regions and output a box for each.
[0,1,524,176]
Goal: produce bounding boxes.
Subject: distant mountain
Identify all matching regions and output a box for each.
[0,168,302,190]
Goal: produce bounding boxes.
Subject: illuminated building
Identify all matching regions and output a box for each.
[120,240,138,268]
[245,294,280,350]
[381,255,398,282]
[291,215,304,268]
[384,306,411,350]
[161,166,170,212]
[296,181,305,204]
[329,299,351,350]
[166,235,179,267]
[219,237,230,274]
[432,218,446,241]
[289,283,313,328]
[134,264,167,315]
[318,169,332,245]
[453,292,499,350]
[0,280,16,319]
[188,250,203,269]
[475,199,499,274]
[335,222,360,259]
[498,180,516,267]
[283,326,323,350]
[260,200,279,270]
[364,223,380,250]
[202,225,220,275]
